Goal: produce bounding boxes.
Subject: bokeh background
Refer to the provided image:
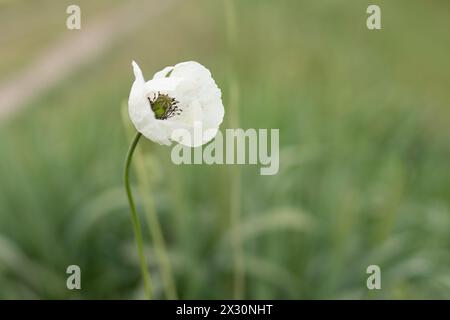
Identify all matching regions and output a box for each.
[0,0,449,299]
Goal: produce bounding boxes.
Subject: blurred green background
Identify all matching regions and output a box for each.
[0,0,449,299]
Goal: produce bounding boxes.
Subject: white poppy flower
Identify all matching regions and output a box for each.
[128,61,225,147]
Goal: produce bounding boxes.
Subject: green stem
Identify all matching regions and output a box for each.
[124,132,152,299]
[133,140,178,300]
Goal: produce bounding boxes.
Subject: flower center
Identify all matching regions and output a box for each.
[148,92,181,120]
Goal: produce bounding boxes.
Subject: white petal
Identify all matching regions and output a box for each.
[170,61,212,82]
[132,61,145,83]
[144,77,183,94]
[153,66,174,79]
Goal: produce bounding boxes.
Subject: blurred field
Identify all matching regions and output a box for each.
[0,0,449,299]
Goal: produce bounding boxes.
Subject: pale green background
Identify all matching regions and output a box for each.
[0,0,449,299]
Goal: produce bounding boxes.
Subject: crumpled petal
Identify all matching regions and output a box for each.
[145,77,183,94]
[153,66,175,79]
[128,61,224,147]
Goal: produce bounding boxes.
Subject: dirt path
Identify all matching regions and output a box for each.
[0,0,176,121]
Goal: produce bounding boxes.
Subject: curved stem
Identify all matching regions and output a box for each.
[124,132,152,299]
[134,160,179,299]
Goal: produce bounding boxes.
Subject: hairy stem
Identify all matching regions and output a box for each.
[133,140,178,300]
[124,132,152,299]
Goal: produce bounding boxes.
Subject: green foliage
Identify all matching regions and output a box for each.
[0,0,449,299]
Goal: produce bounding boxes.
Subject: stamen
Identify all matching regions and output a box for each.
[148,91,182,120]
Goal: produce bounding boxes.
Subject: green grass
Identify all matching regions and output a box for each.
[0,0,449,299]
